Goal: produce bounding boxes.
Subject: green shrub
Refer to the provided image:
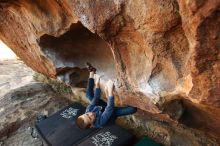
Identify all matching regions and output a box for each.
[33,72,72,95]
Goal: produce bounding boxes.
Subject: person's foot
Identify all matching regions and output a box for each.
[86,62,96,73]
[89,71,95,79]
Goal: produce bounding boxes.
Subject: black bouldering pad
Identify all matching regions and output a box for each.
[77,125,134,146]
[35,102,135,146]
[35,103,99,146]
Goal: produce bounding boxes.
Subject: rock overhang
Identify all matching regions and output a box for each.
[0,0,220,144]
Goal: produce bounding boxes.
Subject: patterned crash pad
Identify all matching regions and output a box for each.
[35,103,99,146]
[35,102,134,146]
[77,125,134,146]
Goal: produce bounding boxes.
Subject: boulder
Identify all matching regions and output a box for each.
[0,0,219,145]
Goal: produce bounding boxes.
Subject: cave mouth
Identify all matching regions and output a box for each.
[39,22,116,85]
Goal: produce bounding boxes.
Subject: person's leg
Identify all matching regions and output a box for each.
[94,74,108,108]
[114,106,137,117]
[86,72,95,101]
[94,74,101,99]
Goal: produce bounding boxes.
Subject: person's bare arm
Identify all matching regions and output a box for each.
[99,80,115,126]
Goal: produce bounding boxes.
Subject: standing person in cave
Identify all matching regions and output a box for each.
[76,63,137,129]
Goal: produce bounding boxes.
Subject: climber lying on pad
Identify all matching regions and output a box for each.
[76,64,137,129]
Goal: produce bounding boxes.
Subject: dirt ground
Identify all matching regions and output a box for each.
[0,59,72,146]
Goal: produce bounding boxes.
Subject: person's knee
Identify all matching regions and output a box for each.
[86,92,90,98]
[86,89,90,96]
[86,91,93,101]
[132,107,137,113]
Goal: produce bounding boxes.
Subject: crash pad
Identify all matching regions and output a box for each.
[35,103,99,146]
[35,102,135,146]
[77,125,134,146]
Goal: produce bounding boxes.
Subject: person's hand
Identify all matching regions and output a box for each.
[105,80,114,97]
[94,74,104,88]
[95,74,101,85]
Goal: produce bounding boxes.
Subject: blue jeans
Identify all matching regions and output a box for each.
[86,78,137,117]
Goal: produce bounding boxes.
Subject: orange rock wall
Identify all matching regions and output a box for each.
[0,0,219,144]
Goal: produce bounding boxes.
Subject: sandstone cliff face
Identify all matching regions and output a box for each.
[0,0,219,145]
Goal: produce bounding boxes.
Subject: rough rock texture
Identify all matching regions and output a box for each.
[0,59,73,146]
[0,0,220,145]
[117,110,219,146]
[0,82,71,145]
[0,59,35,98]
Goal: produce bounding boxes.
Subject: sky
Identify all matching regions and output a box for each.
[0,40,17,60]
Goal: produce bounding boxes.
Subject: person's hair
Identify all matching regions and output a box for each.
[76,116,91,129]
